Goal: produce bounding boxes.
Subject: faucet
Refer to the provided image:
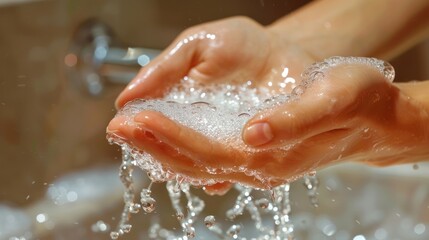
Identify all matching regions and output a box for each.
[65,19,162,96]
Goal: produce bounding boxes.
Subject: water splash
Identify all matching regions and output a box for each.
[107,57,396,239]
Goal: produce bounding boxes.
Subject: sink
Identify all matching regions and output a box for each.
[0,1,428,239]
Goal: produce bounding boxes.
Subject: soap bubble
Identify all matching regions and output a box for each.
[108,57,396,239]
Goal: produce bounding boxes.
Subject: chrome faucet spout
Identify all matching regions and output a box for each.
[66,19,162,96]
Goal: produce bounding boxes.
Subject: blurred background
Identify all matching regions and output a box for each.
[0,0,428,239]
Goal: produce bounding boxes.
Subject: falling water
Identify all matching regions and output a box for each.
[107,57,396,239]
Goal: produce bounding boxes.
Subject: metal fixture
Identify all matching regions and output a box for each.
[65,19,162,96]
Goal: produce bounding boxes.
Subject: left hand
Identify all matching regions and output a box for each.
[108,60,429,189]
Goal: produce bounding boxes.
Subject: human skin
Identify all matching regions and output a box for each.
[109,0,429,191]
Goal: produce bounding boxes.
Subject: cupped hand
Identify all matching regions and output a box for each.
[109,61,429,189]
[115,16,315,108]
[111,16,316,193]
[242,62,429,168]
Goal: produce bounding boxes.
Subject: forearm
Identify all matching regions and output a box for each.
[268,0,429,61]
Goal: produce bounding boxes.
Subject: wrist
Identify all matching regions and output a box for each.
[394,80,429,113]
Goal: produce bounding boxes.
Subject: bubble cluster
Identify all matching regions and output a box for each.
[299,56,395,96]
[108,56,396,187]
[107,57,396,239]
[109,78,287,186]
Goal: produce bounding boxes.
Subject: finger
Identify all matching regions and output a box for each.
[107,115,213,178]
[203,182,232,196]
[108,116,274,188]
[133,110,245,169]
[115,31,200,109]
[242,63,386,148]
[242,91,347,148]
[107,116,194,167]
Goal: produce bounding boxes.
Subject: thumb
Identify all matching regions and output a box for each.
[115,32,204,109]
[242,57,392,148]
[242,90,345,148]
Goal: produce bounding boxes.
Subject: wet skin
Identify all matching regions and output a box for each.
[108,62,429,190]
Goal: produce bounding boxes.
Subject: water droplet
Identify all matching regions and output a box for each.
[121,224,132,233]
[227,224,241,237]
[382,62,395,82]
[307,171,317,177]
[141,188,152,197]
[191,101,210,107]
[204,215,216,228]
[414,223,426,235]
[255,198,270,209]
[309,71,324,81]
[191,101,216,110]
[141,197,156,213]
[291,85,305,96]
[226,209,238,220]
[263,98,272,104]
[129,203,141,214]
[91,220,109,233]
[186,226,196,238]
[110,231,120,239]
[238,112,250,118]
[176,212,184,220]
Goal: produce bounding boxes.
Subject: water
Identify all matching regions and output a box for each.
[106,57,396,239]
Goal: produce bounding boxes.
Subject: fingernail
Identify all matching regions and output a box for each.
[243,122,273,146]
[106,116,126,133]
[114,93,127,110]
[114,98,121,110]
[106,116,129,142]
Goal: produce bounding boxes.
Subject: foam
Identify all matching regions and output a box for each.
[107,56,395,184]
[107,56,396,239]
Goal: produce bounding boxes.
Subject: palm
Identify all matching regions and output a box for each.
[111,17,318,189]
[109,61,429,189]
[114,18,429,190]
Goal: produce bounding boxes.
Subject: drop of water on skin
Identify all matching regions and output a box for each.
[291,85,305,96]
[204,215,216,228]
[307,170,317,177]
[382,62,395,81]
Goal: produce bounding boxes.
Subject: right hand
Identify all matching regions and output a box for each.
[115,16,316,108]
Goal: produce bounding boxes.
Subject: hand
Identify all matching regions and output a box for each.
[242,61,429,168]
[108,61,429,189]
[111,16,317,192]
[115,16,316,108]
